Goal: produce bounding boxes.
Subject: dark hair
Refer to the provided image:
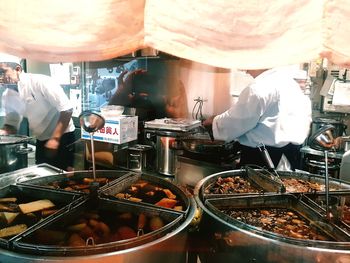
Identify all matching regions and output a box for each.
[2,61,21,69]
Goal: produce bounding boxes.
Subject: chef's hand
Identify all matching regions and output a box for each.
[202,115,215,128]
[333,136,344,150]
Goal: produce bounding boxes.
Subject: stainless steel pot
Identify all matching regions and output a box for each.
[127,144,154,171]
[0,135,32,173]
[156,130,183,176]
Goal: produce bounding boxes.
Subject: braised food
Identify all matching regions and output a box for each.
[222,208,332,241]
[47,177,109,193]
[114,180,184,210]
[281,178,323,193]
[205,176,260,194]
[27,210,168,246]
[0,197,59,239]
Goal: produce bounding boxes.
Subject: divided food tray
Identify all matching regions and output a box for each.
[12,197,184,256]
[204,194,350,246]
[0,184,82,249]
[200,169,350,201]
[16,170,135,194]
[101,173,189,214]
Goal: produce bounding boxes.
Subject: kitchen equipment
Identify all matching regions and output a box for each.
[155,130,181,176]
[144,118,201,132]
[79,111,105,186]
[340,145,350,182]
[0,135,32,173]
[311,117,347,138]
[181,138,228,155]
[343,136,350,152]
[256,143,286,193]
[308,124,336,151]
[245,165,285,193]
[127,144,154,171]
[194,169,350,263]
[0,169,196,262]
[144,118,201,176]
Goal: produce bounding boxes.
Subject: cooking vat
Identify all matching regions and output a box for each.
[0,168,196,263]
[194,169,350,263]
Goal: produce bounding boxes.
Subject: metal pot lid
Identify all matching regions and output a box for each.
[0,135,31,144]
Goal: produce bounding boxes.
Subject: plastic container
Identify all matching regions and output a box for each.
[100,105,124,118]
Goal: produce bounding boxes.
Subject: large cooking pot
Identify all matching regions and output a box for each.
[0,169,196,263]
[0,135,32,173]
[194,169,350,263]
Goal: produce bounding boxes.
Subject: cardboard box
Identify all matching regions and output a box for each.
[81,115,138,144]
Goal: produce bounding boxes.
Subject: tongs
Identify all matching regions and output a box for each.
[245,166,286,193]
[244,143,286,193]
[258,143,286,193]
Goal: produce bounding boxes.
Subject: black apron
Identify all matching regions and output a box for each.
[237,143,302,171]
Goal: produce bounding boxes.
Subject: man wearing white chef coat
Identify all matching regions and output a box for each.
[203,66,312,171]
[0,54,75,171]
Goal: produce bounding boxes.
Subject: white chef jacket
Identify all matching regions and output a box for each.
[2,72,75,141]
[212,68,312,148]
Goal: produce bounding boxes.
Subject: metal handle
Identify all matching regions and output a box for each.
[15,146,34,154]
[257,143,275,169]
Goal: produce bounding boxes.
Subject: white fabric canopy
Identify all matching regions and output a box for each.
[0,0,349,69]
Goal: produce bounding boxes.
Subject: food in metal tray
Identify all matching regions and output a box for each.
[221,208,332,241]
[281,178,323,193]
[27,210,168,246]
[205,176,260,194]
[206,176,339,195]
[0,197,59,239]
[46,177,109,193]
[114,180,184,210]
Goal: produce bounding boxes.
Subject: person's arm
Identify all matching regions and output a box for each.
[45,109,73,150]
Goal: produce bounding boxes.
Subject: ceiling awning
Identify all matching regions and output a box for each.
[0,0,349,69]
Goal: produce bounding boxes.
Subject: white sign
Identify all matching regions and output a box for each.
[81,116,138,144]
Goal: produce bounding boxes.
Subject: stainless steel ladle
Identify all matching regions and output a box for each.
[79,110,105,182]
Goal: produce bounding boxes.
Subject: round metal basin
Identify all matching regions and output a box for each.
[194,169,350,263]
[0,170,196,263]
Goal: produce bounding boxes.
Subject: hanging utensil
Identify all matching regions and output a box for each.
[79,110,105,195]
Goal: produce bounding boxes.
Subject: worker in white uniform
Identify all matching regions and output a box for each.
[203,66,312,171]
[0,54,75,171]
